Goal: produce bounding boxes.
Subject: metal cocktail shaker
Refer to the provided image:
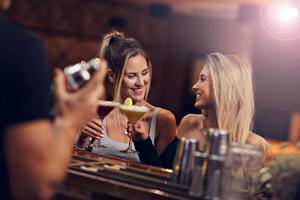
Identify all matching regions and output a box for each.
[64,58,101,91]
[205,128,230,200]
[172,137,201,186]
[189,151,208,198]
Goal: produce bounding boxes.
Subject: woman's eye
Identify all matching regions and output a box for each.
[127,74,135,79]
[142,70,149,76]
[200,75,208,82]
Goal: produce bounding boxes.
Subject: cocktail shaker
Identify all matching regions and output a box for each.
[172,137,200,186]
[64,58,101,91]
[205,128,229,200]
[189,151,208,198]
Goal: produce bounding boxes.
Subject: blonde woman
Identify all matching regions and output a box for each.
[133,52,271,168]
[80,31,177,162]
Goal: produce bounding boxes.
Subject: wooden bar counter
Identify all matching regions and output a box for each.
[55,140,300,200]
[55,150,191,200]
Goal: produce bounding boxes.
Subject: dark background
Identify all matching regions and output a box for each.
[4,0,300,140]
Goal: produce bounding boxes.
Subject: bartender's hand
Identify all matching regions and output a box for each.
[54,60,107,131]
[81,118,104,139]
[131,120,149,141]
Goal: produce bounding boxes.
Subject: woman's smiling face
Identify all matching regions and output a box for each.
[121,54,150,103]
[192,65,215,110]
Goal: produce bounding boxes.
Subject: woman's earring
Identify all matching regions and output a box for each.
[108,72,115,83]
[202,109,207,116]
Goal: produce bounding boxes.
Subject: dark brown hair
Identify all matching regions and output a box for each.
[99,31,152,102]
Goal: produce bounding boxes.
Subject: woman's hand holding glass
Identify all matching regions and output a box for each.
[131,120,149,142]
[81,118,104,140]
[120,120,137,154]
[75,118,105,150]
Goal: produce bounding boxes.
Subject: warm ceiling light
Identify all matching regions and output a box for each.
[260,1,300,40]
[278,6,298,23]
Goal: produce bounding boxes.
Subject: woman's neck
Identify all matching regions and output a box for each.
[204,109,218,128]
[134,99,146,106]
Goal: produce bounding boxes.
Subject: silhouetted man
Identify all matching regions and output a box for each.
[0,0,107,199]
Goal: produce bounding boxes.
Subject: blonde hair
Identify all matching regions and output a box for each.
[99,31,152,103]
[205,52,254,144]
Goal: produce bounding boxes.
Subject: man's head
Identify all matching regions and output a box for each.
[0,0,11,10]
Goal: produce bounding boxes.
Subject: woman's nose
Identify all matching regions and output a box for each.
[136,76,145,86]
[192,82,199,91]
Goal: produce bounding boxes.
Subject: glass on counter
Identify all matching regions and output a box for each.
[221,143,263,200]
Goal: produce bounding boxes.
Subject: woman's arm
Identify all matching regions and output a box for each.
[134,137,179,169]
[155,109,177,154]
[132,120,178,168]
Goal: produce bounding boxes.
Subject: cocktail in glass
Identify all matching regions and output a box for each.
[119,104,149,153]
[93,100,120,147]
[76,100,119,150]
[97,100,120,120]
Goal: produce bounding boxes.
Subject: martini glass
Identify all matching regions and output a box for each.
[119,104,149,153]
[91,100,120,148]
[75,100,119,150]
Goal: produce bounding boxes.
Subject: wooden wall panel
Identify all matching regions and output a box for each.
[4,0,169,105]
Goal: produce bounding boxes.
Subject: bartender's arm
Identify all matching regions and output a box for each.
[4,65,107,200]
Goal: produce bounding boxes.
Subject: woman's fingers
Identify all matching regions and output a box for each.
[81,126,102,138]
[86,123,101,133]
[132,121,148,141]
[90,118,104,128]
[81,128,92,136]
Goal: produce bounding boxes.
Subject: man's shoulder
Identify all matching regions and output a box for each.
[0,18,48,72]
[0,17,40,46]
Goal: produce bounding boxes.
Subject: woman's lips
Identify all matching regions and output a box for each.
[132,88,144,95]
[195,94,202,100]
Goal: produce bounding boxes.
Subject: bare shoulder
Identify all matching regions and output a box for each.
[180,114,205,127]
[157,108,176,122]
[156,109,177,137]
[247,132,268,147]
[247,132,273,162]
[177,114,205,138]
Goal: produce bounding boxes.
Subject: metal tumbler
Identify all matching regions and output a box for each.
[172,137,200,186]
